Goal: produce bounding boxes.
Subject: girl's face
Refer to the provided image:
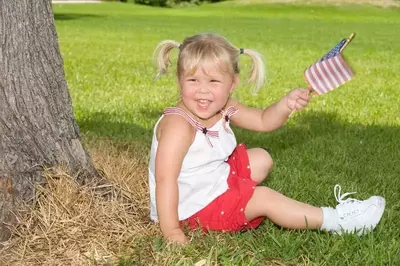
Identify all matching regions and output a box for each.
[178,64,238,123]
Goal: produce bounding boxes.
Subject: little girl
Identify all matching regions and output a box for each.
[148,33,385,244]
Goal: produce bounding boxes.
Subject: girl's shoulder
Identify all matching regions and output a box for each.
[156,110,196,142]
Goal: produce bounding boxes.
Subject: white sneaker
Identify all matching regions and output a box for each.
[333,184,385,236]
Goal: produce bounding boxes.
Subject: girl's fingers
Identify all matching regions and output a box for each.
[300,92,312,101]
[295,99,309,107]
[295,104,307,110]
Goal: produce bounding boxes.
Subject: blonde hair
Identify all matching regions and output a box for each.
[153,33,266,95]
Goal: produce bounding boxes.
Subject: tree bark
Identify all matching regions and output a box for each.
[0,0,97,240]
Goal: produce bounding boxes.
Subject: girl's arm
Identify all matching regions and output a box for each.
[155,115,194,244]
[229,88,311,132]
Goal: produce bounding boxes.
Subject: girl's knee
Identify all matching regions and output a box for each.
[254,148,274,174]
[248,148,274,183]
[261,148,274,171]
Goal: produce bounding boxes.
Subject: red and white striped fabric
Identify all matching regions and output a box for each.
[304,53,354,95]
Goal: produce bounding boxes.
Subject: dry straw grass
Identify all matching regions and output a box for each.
[0,140,160,265]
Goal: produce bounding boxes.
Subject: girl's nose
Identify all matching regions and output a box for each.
[197,83,210,94]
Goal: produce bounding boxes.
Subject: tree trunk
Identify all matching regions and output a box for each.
[0,0,97,241]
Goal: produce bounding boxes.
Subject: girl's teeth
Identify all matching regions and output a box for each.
[198,100,210,108]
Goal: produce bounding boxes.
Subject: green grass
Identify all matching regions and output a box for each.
[53,2,400,265]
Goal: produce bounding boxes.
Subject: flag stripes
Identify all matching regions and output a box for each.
[304,53,354,95]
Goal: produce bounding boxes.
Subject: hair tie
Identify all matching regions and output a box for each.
[239,48,244,54]
[178,44,182,49]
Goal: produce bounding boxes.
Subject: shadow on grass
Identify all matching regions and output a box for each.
[54,13,103,21]
[237,111,398,155]
[79,109,398,168]
[77,110,155,146]
[78,109,399,191]
[234,111,399,208]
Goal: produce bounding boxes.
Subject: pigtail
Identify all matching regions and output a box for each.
[240,48,266,95]
[153,40,181,80]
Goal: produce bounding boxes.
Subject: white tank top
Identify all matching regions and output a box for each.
[148,106,238,221]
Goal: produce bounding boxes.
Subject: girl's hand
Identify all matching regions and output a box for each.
[284,88,312,111]
[166,228,189,245]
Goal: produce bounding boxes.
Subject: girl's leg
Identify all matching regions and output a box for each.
[245,186,323,229]
[247,148,273,184]
[246,149,320,229]
[246,148,385,233]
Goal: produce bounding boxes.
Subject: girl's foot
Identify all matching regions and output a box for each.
[322,184,385,235]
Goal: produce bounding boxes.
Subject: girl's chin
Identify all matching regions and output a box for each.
[190,108,214,121]
[195,105,215,116]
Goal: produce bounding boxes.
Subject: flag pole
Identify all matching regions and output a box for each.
[340,32,355,52]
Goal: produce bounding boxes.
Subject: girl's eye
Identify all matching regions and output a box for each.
[187,79,197,82]
[210,80,220,83]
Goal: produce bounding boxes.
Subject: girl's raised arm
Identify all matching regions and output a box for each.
[228,90,310,132]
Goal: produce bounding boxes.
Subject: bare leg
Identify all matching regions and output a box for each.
[245,186,323,229]
[247,148,273,184]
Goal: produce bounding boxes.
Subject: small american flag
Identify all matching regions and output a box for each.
[304,34,355,95]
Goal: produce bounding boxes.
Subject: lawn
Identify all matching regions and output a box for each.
[7,1,400,265]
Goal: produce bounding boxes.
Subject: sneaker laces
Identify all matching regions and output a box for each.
[334,184,359,204]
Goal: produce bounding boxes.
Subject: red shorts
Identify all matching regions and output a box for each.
[181,143,264,232]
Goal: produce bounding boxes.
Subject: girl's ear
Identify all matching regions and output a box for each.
[230,74,239,93]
